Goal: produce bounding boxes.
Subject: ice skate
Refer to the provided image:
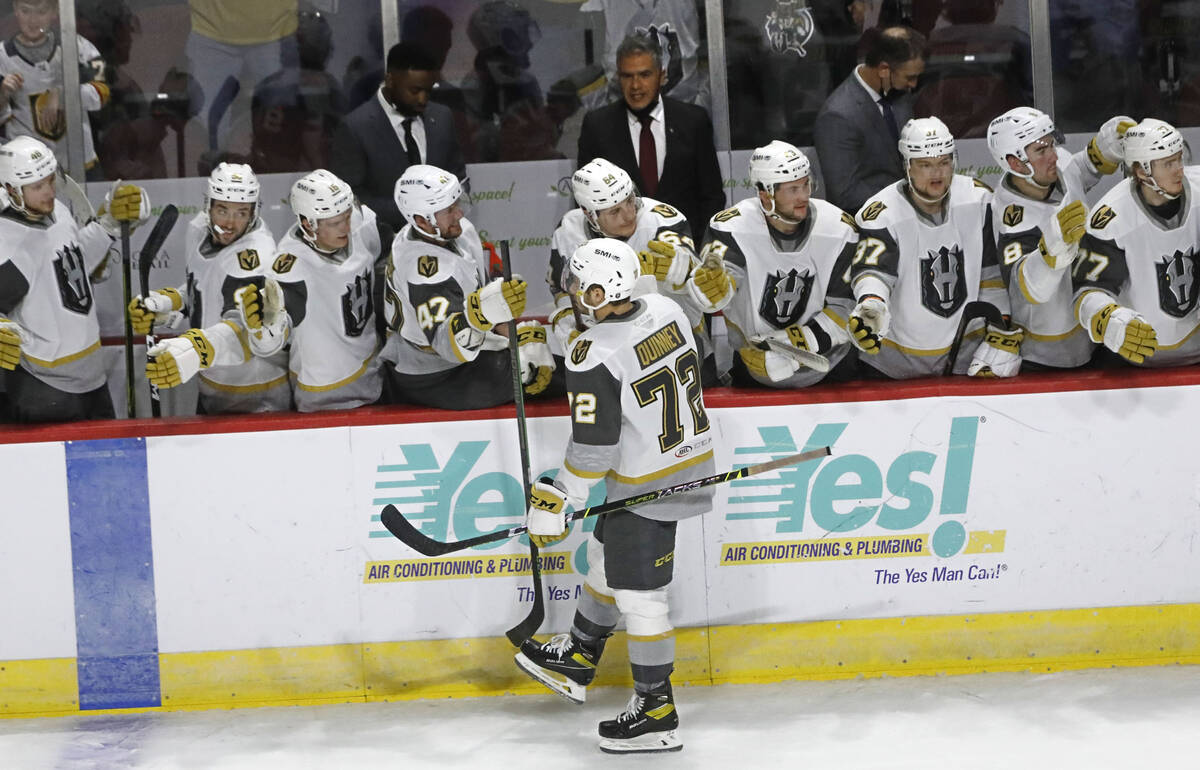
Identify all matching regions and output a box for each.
[597,682,682,754]
[514,633,600,704]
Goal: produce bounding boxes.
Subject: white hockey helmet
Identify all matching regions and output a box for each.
[291,169,354,245]
[1123,118,1187,200]
[205,162,260,237]
[986,107,1056,180]
[0,135,57,215]
[394,164,465,240]
[899,117,956,162]
[572,158,639,231]
[749,140,811,191]
[568,237,639,312]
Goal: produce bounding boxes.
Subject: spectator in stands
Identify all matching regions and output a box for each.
[814,26,926,215]
[577,34,725,253]
[0,0,111,180]
[331,42,466,232]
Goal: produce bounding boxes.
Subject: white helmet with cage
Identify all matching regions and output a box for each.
[1124,118,1187,200]
[899,117,956,204]
[568,237,640,313]
[0,135,57,215]
[290,169,354,246]
[986,107,1056,180]
[394,164,465,240]
[572,158,639,231]
[749,139,813,223]
[205,162,260,238]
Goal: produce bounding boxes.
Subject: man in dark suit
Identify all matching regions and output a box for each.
[814,26,927,215]
[331,42,465,231]
[577,34,725,238]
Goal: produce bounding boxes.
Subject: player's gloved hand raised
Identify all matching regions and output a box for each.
[1088,115,1137,175]
[128,288,184,334]
[0,317,31,370]
[638,237,693,289]
[526,478,570,548]
[98,180,151,236]
[848,296,890,354]
[1093,303,1157,363]
[968,324,1024,378]
[686,264,734,312]
[740,345,798,383]
[466,276,527,331]
[1038,199,1087,271]
[516,321,555,396]
[146,329,216,388]
[235,278,289,356]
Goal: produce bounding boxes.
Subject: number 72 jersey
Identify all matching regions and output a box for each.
[562,293,714,523]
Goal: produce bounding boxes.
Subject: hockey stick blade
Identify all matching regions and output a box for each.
[943,301,1005,376]
[762,337,831,373]
[380,446,832,557]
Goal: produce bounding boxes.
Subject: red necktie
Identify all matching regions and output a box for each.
[638,113,658,196]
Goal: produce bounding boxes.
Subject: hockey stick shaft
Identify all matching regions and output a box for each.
[763,337,831,373]
[121,220,135,418]
[499,241,543,645]
[943,301,1004,376]
[380,446,832,557]
[138,205,180,417]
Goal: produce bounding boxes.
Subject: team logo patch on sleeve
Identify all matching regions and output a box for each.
[713,207,741,223]
[860,201,886,221]
[237,249,260,271]
[1002,204,1024,227]
[272,253,297,274]
[840,211,857,230]
[570,338,592,365]
[972,177,994,192]
[417,255,439,278]
[651,203,679,219]
[1090,205,1116,230]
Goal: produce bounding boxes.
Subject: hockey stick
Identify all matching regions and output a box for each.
[499,241,543,646]
[762,337,831,373]
[137,205,180,418]
[943,301,1005,376]
[381,446,831,558]
[121,219,135,418]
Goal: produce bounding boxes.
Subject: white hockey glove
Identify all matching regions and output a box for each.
[1091,303,1158,363]
[128,288,185,335]
[1087,115,1137,175]
[968,324,1024,378]
[637,237,693,289]
[848,296,890,354]
[739,345,798,383]
[516,321,555,396]
[526,478,570,548]
[146,328,217,388]
[465,276,527,332]
[686,263,735,312]
[0,317,31,370]
[97,180,151,237]
[1037,199,1088,271]
[235,279,289,356]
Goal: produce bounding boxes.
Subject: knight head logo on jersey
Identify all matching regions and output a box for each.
[53,243,93,315]
[920,245,967,318]
[764,0,815,57]
[1156,248,1199,318]
[341,270,373,337]
[759,268,814,328]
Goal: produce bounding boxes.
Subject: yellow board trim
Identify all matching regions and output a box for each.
[5,604,1200,717]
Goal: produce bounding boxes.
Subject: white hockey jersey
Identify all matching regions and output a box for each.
[1074,170,1200,367]
[0,201,113,392]
[384,216,491,376]
[563,292,714,523]
[853,176,1004,378]
[179,214,288,403]
[993,146,1101,368]
[267,207,382,411]
[705,196,858,387]
[0,33,107,169]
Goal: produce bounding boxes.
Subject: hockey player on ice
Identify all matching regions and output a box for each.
[132,162,288,413]
[697,139,858,387]
[149,169,384,412]
[987,107,1135,369]
[547,157,717,383]
[382,163,556,409]
[847,116,1016,378]
[0,135,148,422]
[1073,118,1200,367]
[516,238,714,755]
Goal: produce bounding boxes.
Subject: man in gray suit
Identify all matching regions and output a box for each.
[331,42,465,232]
[814,27,927,215]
